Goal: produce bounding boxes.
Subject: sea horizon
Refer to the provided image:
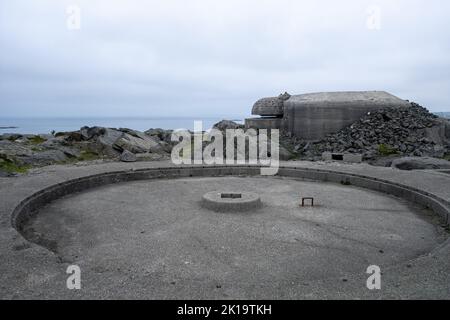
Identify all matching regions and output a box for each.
[1,112,448,135]
[0,116,247,135]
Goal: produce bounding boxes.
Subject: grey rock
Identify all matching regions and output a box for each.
[77,127,123,158]
[278,144,294,161]
[80,126,105,140]
[287,102,449,162]
[59,146,81,158]
[0,169,11,177]
[20,150,68,166]
[64,131,84,142]
[391,157,450,170]
[212,120,244,131]
[114,132,165,154]
[266,142,294,161]
[1,134,23,141]
[118,128,149,140]
[98,128,123,148]
[120,150,137,162]
[136,152,170,161]
[145,128,174,144]
[41,137,67,148]
[0,140,33,157]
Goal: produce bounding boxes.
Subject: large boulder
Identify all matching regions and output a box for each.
[391,157,450,170]
[144,128,173,144]
[41,136,68,148]
[278,145,294,161]
[212,120,244,131]
[98,128,123,148]
[20,150,69,166]
[82,128,123,157]
[0,140,33,158]
[114,132,165,154]
[120,150,137,162]
[425,118,450,146]
[0,134,23,141]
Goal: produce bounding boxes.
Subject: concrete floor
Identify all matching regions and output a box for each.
[21,176,447,299]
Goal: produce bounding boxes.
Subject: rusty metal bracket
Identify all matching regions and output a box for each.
[301,197,314,207]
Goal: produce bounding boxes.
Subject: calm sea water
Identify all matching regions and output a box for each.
[435,112,450,119]
[0,117,245,134]
[1,113,447,135]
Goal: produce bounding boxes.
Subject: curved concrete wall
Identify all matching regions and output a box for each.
[11,165,450,238]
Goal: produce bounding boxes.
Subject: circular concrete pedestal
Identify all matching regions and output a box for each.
[201,191,262,212]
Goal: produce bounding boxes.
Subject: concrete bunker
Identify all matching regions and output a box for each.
[245,91,411,140]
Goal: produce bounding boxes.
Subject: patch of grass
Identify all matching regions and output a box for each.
[28,135,46,144]
[77,150,100,161]
[31,146,43,152]
[0,156,30,174]
[378,144,398,156]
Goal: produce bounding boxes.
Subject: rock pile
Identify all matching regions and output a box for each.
[0,127,175,174]
[2,105,449,175]
[286,102,450,162]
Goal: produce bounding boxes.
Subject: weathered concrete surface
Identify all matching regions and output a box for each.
[392,157,450,170]
[20,177,446,299]
[285,91,410,140]
[251,92,291,116]
[1,161,450,299]
[245,117,283,130]
[246,91,410,140]
[252,97,284,116]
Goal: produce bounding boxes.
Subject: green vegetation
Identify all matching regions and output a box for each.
[0,156,30,174]
[378,144,398,156]
[31,146,44,152]
[77,150,100,161]
[28,135,46,144]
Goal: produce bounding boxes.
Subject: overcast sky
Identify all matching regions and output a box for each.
[0,0,449,118]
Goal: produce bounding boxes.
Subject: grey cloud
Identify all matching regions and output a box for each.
[1,0,449,118]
